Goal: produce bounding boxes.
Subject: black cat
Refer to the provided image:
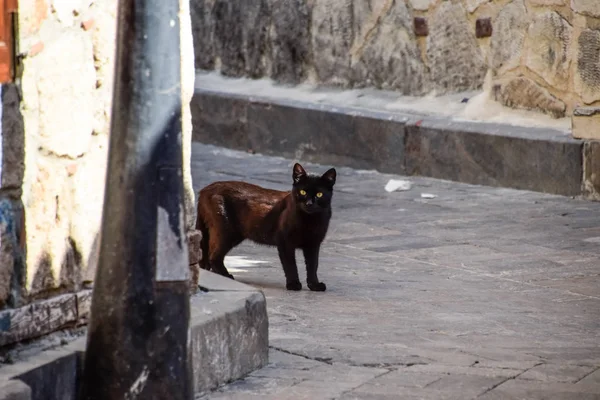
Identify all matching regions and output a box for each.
[195,163,336,291]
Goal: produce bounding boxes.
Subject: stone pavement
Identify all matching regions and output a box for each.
[191,143,600,400]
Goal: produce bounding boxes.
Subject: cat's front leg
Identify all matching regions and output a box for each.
[277,241,302,291]
[303,245,326,292]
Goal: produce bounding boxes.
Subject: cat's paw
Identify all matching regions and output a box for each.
[286,280,302,291]
[307,281,327,292]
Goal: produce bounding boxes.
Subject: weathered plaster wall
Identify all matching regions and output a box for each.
[191,0,600,118]
[0,0,197,314]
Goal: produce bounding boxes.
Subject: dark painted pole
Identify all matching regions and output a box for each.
[80,0,192,398]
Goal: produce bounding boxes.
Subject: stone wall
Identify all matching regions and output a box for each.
[191,0,600,118]
[0,0,197,325]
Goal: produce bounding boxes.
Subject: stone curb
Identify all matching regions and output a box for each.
[191,87,585,197]
[0,271,268,399]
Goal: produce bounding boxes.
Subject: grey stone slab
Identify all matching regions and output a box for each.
[424,374,508,397]
[480,379,600,399]
[190,291,268,394]
[245,100,407,173]
[352,369,445,391]
[16,354,81,400]
[0,380,31,400]
[406,364,523,378]
[405,120,583,196]
[519,364,597,383]
[190,93,250,150]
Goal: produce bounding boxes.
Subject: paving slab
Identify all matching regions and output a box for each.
[192,143,600,400]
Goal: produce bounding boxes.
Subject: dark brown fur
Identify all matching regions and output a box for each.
[195,163,336,291]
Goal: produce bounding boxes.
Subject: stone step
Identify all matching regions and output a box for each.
[0,271,268,399]
[191,75,593,198]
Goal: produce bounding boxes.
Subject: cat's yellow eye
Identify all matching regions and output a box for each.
[299,190,307,196]
[316,192,323,198]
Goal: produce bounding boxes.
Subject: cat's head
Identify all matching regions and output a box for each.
[291,163,336,214]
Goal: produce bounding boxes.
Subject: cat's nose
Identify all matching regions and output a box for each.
[306,199,313,206]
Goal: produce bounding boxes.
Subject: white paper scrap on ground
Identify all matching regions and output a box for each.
[421,193,437,199]
[385,179,412,192]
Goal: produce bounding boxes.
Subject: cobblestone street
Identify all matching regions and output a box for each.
[192,143,600,400]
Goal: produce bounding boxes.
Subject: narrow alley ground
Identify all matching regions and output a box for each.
[191,143,600,400]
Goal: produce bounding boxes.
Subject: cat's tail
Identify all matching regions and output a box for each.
[195,203,210,271]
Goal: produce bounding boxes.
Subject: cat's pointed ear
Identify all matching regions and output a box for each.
[321,168,336,186]
[293,163,307,183]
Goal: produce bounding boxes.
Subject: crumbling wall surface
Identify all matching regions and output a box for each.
[0,0,197,324]
[15,0,117,307]
[191,0,600,118]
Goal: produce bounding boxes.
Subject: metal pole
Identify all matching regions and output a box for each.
[80,0,192,398]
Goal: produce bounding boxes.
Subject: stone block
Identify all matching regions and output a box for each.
[492,77,566,118]
[244,100,407,172]
[405,120,583,196]
[0,380,31,400]
[0,294,78,346]
[190,0,216,70]
[189,290,268,393]
[572,107,600,140]
[190,92,250,149]
[188,229,203,265]
[490,0,529,75]
[16,353,80,400]
[312,0,353,86]
[35,30,96,158]
[194,90,416,171]
[575,29,600,105]
[352,0,426,94]
[1,84,25,192]
[524,11,572,91]
[583,140,600,200]
[268,0,311,84]
[426,2,487,93]
[572,0,600,18]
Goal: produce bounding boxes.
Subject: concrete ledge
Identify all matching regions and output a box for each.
[0,271,268,399]
[191,84,584,197]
